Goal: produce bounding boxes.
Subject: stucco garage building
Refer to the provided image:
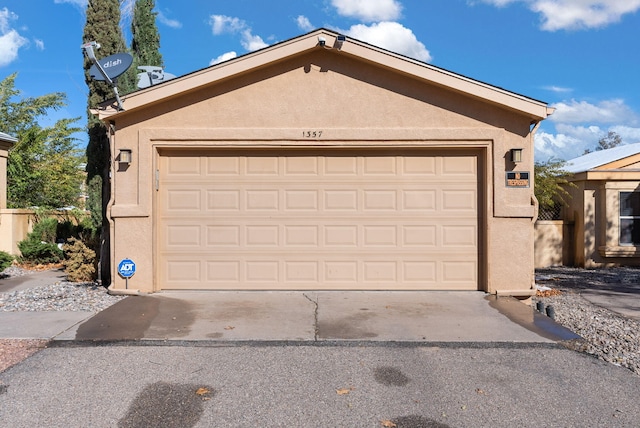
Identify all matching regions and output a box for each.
[97,29,552,294]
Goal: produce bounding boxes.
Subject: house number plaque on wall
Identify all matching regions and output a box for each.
[506,171,530,188]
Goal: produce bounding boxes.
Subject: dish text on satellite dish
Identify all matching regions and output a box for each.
[89,52,133,81]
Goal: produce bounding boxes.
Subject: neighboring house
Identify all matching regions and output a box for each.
[560,143,640,268]
[94,29,552,295]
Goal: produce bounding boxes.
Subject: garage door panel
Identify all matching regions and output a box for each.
[442,225,477,247]
[246,190,279,210]
[246,156,279,175]
[167,225,201,246]
[207,261,240,281]
[442,189,477,211]
[442,156,477,175]
[207,225,240,246]
[165,260,201,282]
[166,189,201,211]
[207,157,240,175]
[285,190,319,210]
[167,156,201,175]
[324,190,358,210]
[161,223,477,252]
[363,156,397,175]
[207,190,241,210]
[402,190,437,210]
[158,150,479,290]
[161,256,477,290]
[285,157,319,175]
[246,261,279,281]
[402,156,436,175]
[324,157,358,175]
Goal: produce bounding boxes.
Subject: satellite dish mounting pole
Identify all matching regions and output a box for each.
[82,41,125,111]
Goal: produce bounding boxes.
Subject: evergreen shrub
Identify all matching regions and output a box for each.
[17,217,63,264]
[63,238,96,282]
[0,251,14,272]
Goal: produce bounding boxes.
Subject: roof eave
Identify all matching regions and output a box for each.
[96,29,552,122]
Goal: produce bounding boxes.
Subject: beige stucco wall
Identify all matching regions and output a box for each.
[104,48,540,293]
[0,209,34,255]
[534,220,573,268]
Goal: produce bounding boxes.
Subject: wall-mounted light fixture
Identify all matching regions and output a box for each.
[511,148,523,163]
[119,148,132,165]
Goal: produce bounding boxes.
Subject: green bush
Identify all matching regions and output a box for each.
[18,216,63,264]
[18,240,63,264]
[62,238,96,282]
[0,251,14,272]
[30,217,59,243]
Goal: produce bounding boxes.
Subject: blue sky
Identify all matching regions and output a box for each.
[1,0,639,161]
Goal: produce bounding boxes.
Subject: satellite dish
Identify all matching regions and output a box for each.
[136,66,177,89]
[89,52,134,81]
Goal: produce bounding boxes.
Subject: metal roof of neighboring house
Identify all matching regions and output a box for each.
[565,142,640,173]
[0,131,17,142]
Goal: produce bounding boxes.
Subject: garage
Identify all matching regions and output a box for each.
[157,148,480,290]
[102,29,553,294]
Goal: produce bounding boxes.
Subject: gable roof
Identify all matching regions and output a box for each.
[97,29,553,122]
[565,142,640,173]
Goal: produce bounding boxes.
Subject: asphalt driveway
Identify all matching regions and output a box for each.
[1,343,639,427]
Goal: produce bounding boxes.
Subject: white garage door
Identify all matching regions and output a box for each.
[156,148,479,290]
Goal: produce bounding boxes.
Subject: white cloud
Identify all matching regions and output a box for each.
[240,30,267,51]
[534,129,592,161]
[0,7,16,33]
[533,0,640,31]
[480,0,640,31]
[331,0,402,22]
[157,11,182,29]
[210,51,237,66]
[209,15,267,52]
[549,99,639,125]
[54,0,87,7]
[535,124,640,161]
[210,15,245,35]
[610,126,640,143]
[344,22,432,62]
[34,38,44,50]
[0,8,27,67]
[542,85,572,93]
[296,15,314,32]
[535,99,640,161]
[120,0,135,21]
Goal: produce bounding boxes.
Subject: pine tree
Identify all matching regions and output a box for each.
[83,0,129,287]
[131,0,163,72]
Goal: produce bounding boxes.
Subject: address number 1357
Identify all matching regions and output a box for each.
[302,130,323,138]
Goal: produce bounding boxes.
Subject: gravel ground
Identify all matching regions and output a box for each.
[0,281,125,312]
[535,266,640,376]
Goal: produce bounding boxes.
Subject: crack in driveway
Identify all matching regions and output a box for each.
[303,293,319,341]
